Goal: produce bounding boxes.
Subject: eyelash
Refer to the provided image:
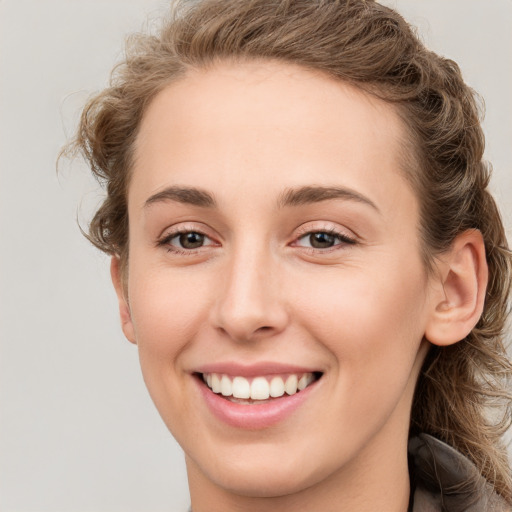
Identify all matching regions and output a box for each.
[293,228,357,252]
[157,229,216,255]
[157,227,357,255]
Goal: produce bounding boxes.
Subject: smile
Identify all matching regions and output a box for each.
[201,372,318,402]
[195,368,323,429]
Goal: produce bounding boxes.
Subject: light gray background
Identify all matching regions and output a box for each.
[0,1,510,511]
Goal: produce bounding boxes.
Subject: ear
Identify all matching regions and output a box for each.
[110,256,136,344]
[425,229,488,347]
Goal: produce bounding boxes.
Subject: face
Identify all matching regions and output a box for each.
[118,61,435,500]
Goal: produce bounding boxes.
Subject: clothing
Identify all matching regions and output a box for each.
[409,433,510,511]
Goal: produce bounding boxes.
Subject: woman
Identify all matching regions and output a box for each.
[67,0,512,510]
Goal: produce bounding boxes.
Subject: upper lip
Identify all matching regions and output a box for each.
[193,361,323,377]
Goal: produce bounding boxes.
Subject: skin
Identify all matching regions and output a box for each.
[111,61,488,512]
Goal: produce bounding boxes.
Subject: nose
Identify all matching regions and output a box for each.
[211,245,289,343]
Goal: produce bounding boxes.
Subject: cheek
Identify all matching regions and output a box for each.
[287,262,429,450]
[127,264,211,360]
[125,263,215,431]
[293,259,428,380]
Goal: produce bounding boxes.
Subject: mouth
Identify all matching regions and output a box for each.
[196,371,323,405]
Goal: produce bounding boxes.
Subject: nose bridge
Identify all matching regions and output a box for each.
[213,236,287,341]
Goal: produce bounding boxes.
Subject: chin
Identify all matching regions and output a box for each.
[210,463,319,498]
[188,441,338,499]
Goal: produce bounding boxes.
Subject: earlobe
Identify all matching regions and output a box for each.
[110,256,137,344]
[425,230,488,347]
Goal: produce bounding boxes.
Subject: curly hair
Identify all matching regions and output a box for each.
[64,0,512,502]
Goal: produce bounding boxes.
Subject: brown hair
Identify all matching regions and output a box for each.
[65,0,512,501]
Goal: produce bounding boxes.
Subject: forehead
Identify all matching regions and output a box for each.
[131,60,412,213]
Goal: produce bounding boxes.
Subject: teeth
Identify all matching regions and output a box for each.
[211,374,221,393]
[251,377,270,400]
[298,373,314,390]
[285,374,298,395]
[232,376,250,399]
[202,372,317,401]
[220,375,232,396]
[269,376,285,398]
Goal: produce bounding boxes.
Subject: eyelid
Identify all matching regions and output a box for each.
[157,221,216,239]
[290,223,358,252]
[156,222,220,251]
[162,230,216,246]
[293,222,357,241]
[295,231,355,246]
[156,221,357,253]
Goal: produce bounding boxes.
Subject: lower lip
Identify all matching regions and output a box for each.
[195,376,318,429]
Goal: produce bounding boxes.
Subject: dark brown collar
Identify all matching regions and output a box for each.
[408,434,509,511]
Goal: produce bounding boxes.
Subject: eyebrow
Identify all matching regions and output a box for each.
[144,186,217,208]
[143,184,379,212]
[277,185,379,212]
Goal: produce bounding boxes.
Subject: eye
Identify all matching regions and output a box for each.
[295,230,356,249]
[159,230,215,252]
[175,232,205,249]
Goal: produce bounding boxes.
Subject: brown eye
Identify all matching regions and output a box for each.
[178,232,205,249]
[309,232,336,248]
[158,229,218,255]
[294,230,356,251]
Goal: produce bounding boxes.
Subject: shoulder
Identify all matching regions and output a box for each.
[408,433,511,512]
